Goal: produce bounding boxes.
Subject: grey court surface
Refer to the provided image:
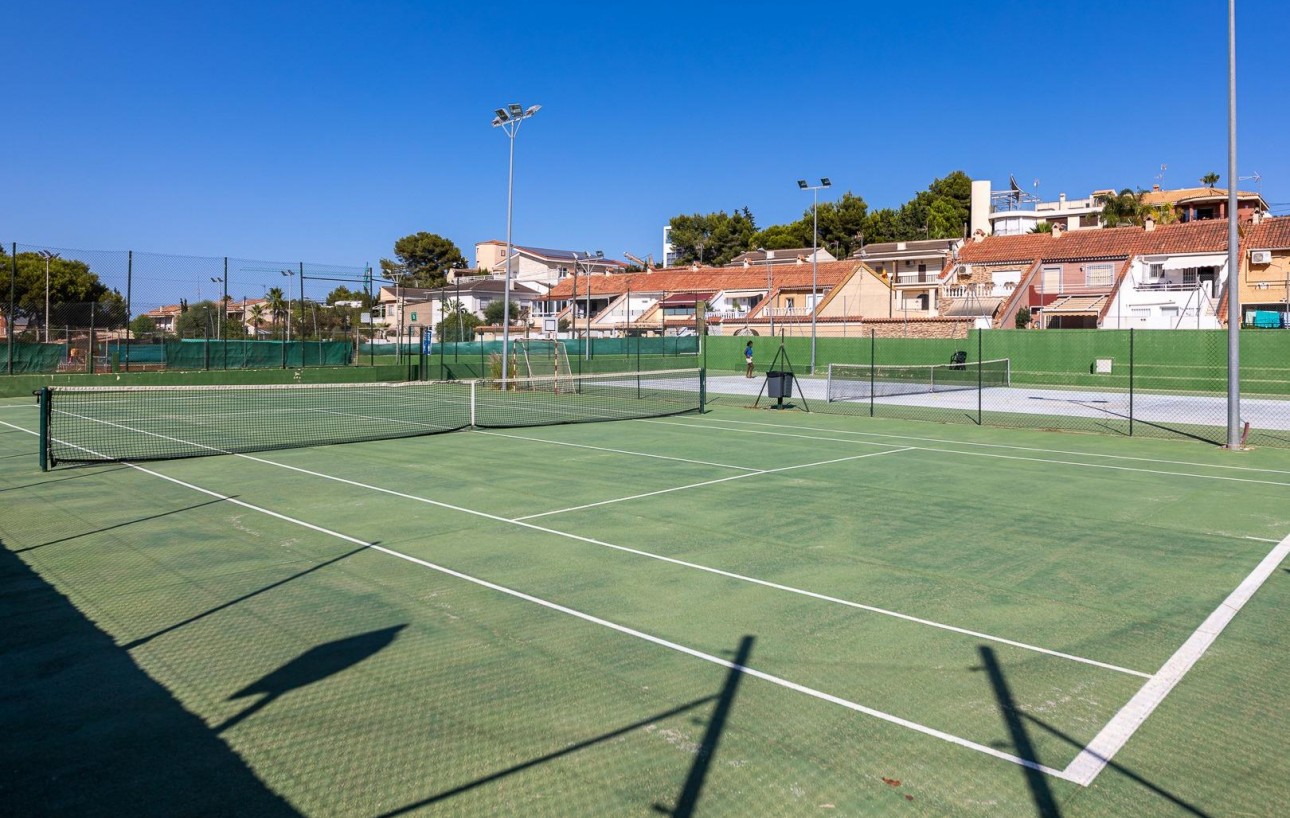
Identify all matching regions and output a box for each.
[703,373,1290,432]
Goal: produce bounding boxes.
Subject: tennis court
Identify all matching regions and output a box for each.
[3,374,1290,817]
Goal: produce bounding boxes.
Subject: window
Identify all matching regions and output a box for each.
[1182,268,1198,286]
[1085,264,1114,287]
[785,297,796,309]
[1147,263,1164,281]
[1042,266,1062,293]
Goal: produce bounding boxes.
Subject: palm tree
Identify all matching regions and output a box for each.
[265,287,286,338]
[1200,172,1221,190]
[248,304,265,337]
[1099,188,1145,227]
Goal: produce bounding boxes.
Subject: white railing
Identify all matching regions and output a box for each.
[763,307,811,317]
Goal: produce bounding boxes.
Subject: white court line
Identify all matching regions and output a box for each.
[1063,533,1290,786]
[644,418,1290,488]
[19,412,1151,677]
[659,415,1290,477]
[0,417,1072,781]
[477,429,763,472]
[514,448,913,520]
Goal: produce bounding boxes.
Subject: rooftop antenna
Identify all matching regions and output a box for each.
[1238,171,1263,195]
[1155,163,1168,188]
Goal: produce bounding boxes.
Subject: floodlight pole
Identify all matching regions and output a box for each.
[210,276,226,339]
[1225,0,1241,449]
[798,178,831,373]
[281,270,295,343]
[39,250,59,342]
[492,102,541,388]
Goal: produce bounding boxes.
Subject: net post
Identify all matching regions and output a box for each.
[977,328,983,425]
[1129,328,1135,437]
[869,329,876,418]
[470,379,478,427]
[699,368,707,413]
[38,387,51,471]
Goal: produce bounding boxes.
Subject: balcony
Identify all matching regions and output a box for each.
[895,272,939,285]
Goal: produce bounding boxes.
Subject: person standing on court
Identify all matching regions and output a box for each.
[745,340,755,378]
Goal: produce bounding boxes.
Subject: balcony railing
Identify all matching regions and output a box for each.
[895,273,940,284]
[763,307,811,317]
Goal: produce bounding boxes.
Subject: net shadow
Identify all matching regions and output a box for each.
[13,497,226,553]
[215,624,407,734]
[122,545,369,649]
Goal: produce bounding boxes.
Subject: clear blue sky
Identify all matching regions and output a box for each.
[8,0,1287,269]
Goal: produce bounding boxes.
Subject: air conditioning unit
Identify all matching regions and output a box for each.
[1250,250,1272,264]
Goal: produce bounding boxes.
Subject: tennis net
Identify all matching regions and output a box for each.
[40,368,705,467]
[826,358,1010,402]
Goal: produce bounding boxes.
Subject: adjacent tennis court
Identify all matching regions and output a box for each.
[3,375,1289,817]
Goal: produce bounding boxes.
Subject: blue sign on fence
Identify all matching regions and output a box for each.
[421,329,434,354]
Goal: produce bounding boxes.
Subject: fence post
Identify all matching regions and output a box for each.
[124,250,133,372]
[7,243,16,374]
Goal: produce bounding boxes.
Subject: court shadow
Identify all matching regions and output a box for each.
[375,635,753,817]
[1017,711,1214,818]
[0,540,300,816]
[974,646,1062,817]
[14,497,228,553]
[656,635,755,818]
[123,544,370,649]
[0,464,130,493]
[215,624,407,733]
[1032,398,1222,445]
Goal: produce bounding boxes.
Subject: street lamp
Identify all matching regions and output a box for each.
[38,250,60,342]
[492,101,541,387]
[797,177,831,373]
[280,270,294,342]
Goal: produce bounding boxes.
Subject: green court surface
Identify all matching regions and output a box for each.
[3,393,1289,817]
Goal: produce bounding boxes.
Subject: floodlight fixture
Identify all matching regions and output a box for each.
[508,103,523,117]
[526,104,542,116]
[797,180,808,189]
[494,108,508,120]
[821,177,832,187]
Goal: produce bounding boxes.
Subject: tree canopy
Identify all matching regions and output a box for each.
[174,299,243,339]
[662,171,975,267]
[379,232,467,288]
[2,248,126,338]
[666,209,757,266]
[435,300,480,342]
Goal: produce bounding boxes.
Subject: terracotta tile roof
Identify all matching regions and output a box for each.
[542,261,859,299]
[1139,187,1261,206]
[958,220,1231,265]
[1247,216,1290,249]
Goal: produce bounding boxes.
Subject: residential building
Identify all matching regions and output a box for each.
[727,248,837,266]
[372,280,543,339]
[852,238,960,318]
[1237,215,1290,328]
[473,241,627,291]
[969,178,1269,237]
[947,219,1234,329]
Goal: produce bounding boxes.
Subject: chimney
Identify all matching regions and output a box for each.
[1152,184,1161,192]
[972,228,986,243]
[1051,223,1064,239]
[1059,192,1067,205]
[1253,210,1265,225]
[1144,214,1156,232]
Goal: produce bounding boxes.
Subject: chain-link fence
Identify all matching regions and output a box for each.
[4,243,374,373]
[704,330,1290,448]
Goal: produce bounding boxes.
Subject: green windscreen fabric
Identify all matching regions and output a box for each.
[164,340,353,369]
[4,342,66,373]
